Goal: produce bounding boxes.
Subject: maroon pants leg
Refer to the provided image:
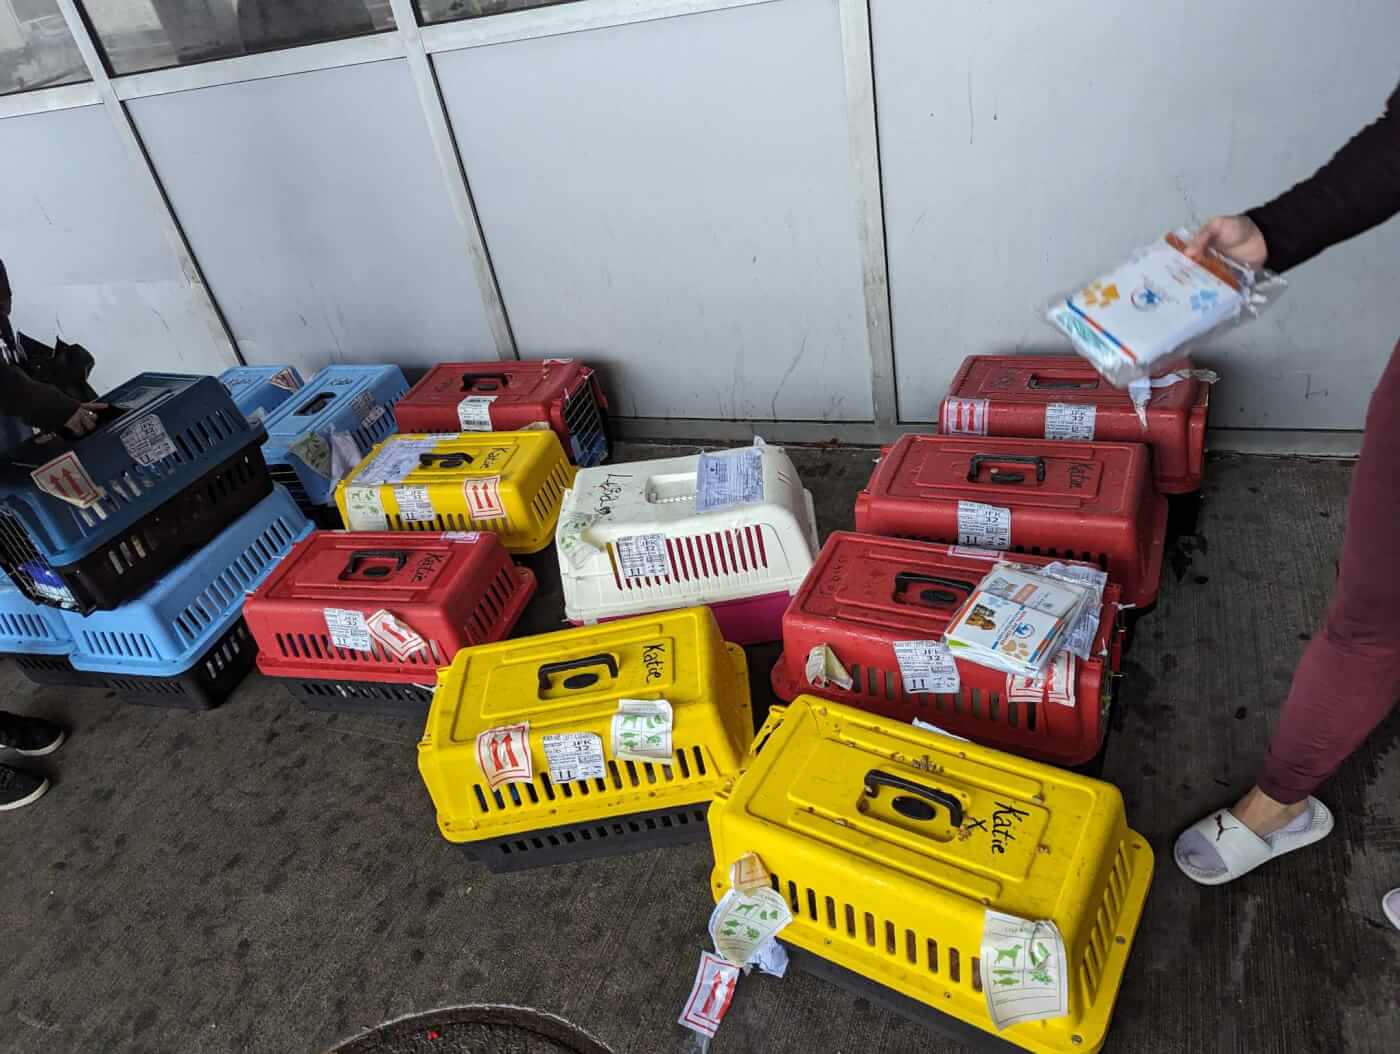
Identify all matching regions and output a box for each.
[1257,339,1400,804]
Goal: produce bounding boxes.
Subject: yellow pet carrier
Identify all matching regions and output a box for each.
[707,696,1152,1054]
[420,606,753,871]
[334,431,575,554]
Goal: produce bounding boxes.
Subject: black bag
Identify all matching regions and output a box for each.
[18,333,100,404]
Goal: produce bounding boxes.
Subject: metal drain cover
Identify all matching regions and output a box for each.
[328,1005,612,1054]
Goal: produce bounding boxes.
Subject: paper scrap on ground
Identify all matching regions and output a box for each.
[751,937,788,978]
[709,886,793,966]
[366,609,428,660]
[541,732,606,783]
[695,447,764,512]
[957,501,1012,550]
[1044,403,1096,440]
[943,397,989,435]
[457,395,496,431]
[343,486,388,531]
[893,640,960,694]
[476,722,532,789]
[805,644,853,691]
[289,432,331,477]
[612,698,673,763]
[31,452,103,508]
[614,533,669,579]
[980,912,1069,1031]
[325,608,372,652]
[912,717,970,742]
[728,852,771,894]
[120,415,177,467]
[678,952,740,1039]
[394,484,436,522]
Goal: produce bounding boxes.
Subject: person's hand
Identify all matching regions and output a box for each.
[64,402,107,436]
[1185,215,1268,269]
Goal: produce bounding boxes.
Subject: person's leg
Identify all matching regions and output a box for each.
[1178,339,1400,878]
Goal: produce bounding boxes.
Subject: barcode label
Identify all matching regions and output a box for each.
[893,640,961,694]
[457,395,496,431]
[615,533,669,578]
[957,501,1012,549]
[394,485,436,522]
[1045,403,1096,440]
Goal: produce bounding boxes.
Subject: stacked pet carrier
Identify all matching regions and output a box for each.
[261,365,409,526]
[0,372,310,707]
[218,364,303,424]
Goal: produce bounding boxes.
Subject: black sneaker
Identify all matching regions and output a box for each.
[0,712,66,756]
[0,765,49,811]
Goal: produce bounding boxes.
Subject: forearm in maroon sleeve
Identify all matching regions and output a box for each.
[1247,81,1400,273]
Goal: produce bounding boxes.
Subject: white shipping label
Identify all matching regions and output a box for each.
[120,415,177,467]
[463,476,505,520]
[695,447,764,512]
[354,439,439,486]
[1044,403,1097,440]
[343,486,388,531]
[394,485,436,522]
[805,644,853,691]
[614,533,669,579]
[942,397,990,435]
[981,912,1069,1031]
[325,608,372,652]
[30,452,103,509]
[366,609,428,661]
[957,501,1012,549]
[269,367,301,392]
[457,395,497,431]
[612,698,673,763]
[949,544,1004,561]
[476,722,532,790]
[349,390,377,423]
[289,432,331,478]
[892,640,961,695]
[541,732,606,783]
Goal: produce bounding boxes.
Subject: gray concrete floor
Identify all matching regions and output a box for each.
[1,445,1397,1054]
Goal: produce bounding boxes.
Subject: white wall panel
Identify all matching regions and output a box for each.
[128,58,498,372]
[873,0,1400,428]
[0,103,233,391]
[435,0,872,421]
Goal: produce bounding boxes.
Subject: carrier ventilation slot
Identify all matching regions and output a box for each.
[606,526,770,591]
[768,870,981,994]
[1079,842,1133,1005]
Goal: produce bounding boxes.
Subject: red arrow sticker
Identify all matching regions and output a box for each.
[31,452,102,508]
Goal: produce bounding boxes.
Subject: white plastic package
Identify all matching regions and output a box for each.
[942,564,1094,678]
[1045,229,1284,387]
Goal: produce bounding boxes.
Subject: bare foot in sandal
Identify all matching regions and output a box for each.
[1175,786,1333,885]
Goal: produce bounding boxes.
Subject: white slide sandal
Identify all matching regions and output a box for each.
[1174,797,1334,886]
[1384,889,1400,932]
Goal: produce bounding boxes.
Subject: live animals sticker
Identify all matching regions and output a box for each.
[892,640,960,694]
[957,501,1012,549]
[31,452,102,508]
[1044,403,1096,440]
[708,886,793,965]
[541,732,606,783]
[614,534,669,579]
[457,395,496,431]
[120,415,177,467]
[325,608,372,652]
[980,912,1069,1030]
[343,487,388,531]
[612,699,673,763]
[476,722,532,789]
[289,432,331,477]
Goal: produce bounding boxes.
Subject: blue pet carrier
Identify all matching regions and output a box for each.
[0,570,72,655]
[218,365,304,423]
[261,365,408,520]
[0,373,271,614]
[42,486,313,709]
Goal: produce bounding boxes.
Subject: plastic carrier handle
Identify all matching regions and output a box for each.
[538,653,618,693]
[893,572,974,608]
[967,452,1046,485]
[863,770,964,827]
[1028,374,1098,391]
[419,451,475,469]
[461,373,510,392]
[339,549,410,580]
[294,391,338,416]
